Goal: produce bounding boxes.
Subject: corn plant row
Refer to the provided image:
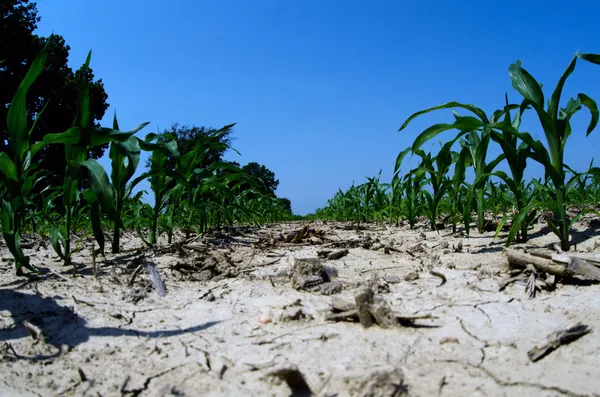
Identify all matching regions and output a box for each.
[312,51,600,251]
[0,45,294,275]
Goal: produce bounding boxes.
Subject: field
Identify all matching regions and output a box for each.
[2,218,600,397]
[3,9,600,397]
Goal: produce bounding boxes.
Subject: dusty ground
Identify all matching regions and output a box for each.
[1,218,600,397]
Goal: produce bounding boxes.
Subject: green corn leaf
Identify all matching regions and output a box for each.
[207,161,243,173]
[1,200,13,234]
[505,201,540,247]
[491,170,521,201]
[83,189,105,255]
[399,102,489,131]
[81,158,121,226]
[493,213,510,240]
[577,53,600,65]
[588,166,600,185]
[577,93,599,135]
[568,211,585,229]
[3,232,35,273]
[88,123,150,147]
[509,60,544,109]
[545,216,561,239]
[0,152,18,182]
[128,171,152,193]
[7,44,48,162]
[30,128,81,156]
[412,120,477,152]
[164,140,180,158]
[548,56,577,122]
[488,122,562,183]
[49,226,66,260]
[73,50,92,128]
[484,153,506,174]
[21,151,32,173]
[110,135,140,193]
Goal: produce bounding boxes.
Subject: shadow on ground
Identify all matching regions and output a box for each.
[0,290,220,360]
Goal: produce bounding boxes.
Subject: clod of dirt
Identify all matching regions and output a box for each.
[288,258,344,295]
[347,367,406,396]
[170,251,239,282]
[282,224,326,244]
[279,308,311,322]
[355,287,376,327]
[404,271,419,282]
[317,248,349,260]
[366,273,390,294]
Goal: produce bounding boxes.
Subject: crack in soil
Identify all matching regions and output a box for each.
[438,359,599,397]
[126,361,195,397]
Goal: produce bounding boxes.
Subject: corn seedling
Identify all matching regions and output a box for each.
[0,45,50,274]
[47,51,149,268]
[493,53,600,250]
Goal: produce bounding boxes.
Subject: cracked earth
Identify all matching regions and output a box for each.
[1,220,599,397]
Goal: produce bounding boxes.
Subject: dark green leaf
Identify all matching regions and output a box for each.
[49,226,65,260]
[548,56,577,122]
[509,60,545,109]
[399,102,489,132]
[7,44,48,162]
[81,159,120,225]
[0,152,18,182]
[505,202,540,247]
[577,53,600,65]
[412,120,476,152]
[577,93,599,135]
[73,50,92,128]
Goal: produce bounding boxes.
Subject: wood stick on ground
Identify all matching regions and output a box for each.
[527,322,591,362]
[529,249,600,268]
[128,264,144,286]
[505,249,600,281]
[325,309,436,323]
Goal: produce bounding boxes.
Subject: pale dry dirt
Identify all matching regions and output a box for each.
[1,218,600,397]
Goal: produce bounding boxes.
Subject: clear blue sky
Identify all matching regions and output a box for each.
[35,0,600,215]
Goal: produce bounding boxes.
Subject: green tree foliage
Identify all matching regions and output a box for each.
[241,161,279,196]
[146,123,234,170]
[277,197,292,212]
[0,0,109,188]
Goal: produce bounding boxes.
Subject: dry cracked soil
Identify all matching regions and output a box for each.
[1,218,600,397]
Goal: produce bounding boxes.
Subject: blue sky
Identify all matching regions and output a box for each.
[35,0,600,215]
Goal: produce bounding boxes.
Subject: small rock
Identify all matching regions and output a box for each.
[327,249,349,260]
[383,274,401,284]
[205,292,216,302]
[280,308,310,322]
[404,271,419,282]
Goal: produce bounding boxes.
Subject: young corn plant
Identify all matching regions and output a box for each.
[170,124,240,238]
[0,46,50,274]
[401,166,427,228]
[80,113,143,253]
[399,106,505,234]
[46,51,149,266]
[413,143,459,231]
[493,53,600,250]
[132,134,180,246]
[386,172,405,226]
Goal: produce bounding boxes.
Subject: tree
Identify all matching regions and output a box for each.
[241,161,279,196]
[1,0,109,188]
[278,197,292,212]
[146,123,234,170]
